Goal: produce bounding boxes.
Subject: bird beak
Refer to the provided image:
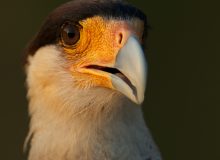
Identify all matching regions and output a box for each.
[111,36,147,104]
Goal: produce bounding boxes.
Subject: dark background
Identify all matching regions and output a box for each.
[0,0,219,160]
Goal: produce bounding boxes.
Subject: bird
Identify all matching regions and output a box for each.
[24,0,162,160]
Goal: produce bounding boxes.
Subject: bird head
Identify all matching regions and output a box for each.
[25,0,148,113]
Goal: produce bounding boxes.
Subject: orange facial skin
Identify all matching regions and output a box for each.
[60,16,144,90]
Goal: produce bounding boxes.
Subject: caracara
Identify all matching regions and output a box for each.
[24,0,162,160]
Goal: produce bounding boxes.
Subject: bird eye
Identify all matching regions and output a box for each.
[61,22,80,46]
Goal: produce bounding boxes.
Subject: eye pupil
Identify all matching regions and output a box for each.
[68,32,75,38]
[61,23,80,46]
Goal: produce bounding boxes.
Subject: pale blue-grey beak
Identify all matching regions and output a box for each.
[111,36,147,104]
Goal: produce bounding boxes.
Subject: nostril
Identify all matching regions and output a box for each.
[118,33,123,45]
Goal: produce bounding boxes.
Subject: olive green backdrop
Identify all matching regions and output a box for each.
[0,0,219,160]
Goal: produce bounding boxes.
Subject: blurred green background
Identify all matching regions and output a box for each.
[0,0,219,159]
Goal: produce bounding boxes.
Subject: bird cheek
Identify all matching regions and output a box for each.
[70,67,113,90]
[91,75,113,89]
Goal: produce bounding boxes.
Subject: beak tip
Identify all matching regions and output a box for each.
[136,92,145,105]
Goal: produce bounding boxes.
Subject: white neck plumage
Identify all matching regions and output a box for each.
[25,46,160,160]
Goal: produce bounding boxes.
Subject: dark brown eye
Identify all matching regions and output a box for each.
[61,22,80,46]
